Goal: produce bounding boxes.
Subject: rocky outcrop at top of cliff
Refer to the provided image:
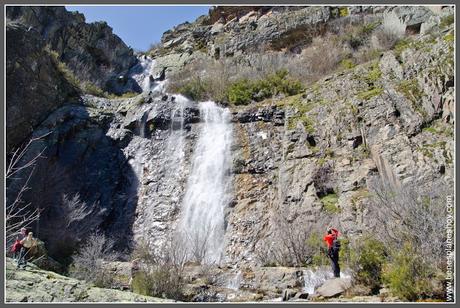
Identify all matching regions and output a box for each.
[150,6,438,78]
[7,6,138,93]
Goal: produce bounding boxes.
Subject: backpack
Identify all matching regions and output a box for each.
[11,240,22,253]
[332,237,341,251]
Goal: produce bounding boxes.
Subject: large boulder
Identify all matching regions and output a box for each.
[316,278,352,298]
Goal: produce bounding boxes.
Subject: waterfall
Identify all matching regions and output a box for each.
[176,101,233,264]
[129,55,166,93]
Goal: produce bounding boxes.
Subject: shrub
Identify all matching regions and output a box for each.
[69,232,119,288]
[368,178,448,287]
[371,28,401,50]
[226,70,304,105]
[382,243,438,301]
[440,14,454,29]
[339,7,349,17]
[381,11,406,38]
[349,236,387,293]
[131,265,185,300]
[130,239,187,300]
[301,34,345,78]
[226,79,254,105]
[81,81,105,97]
[255,212,330,267]
[320,193,341,213]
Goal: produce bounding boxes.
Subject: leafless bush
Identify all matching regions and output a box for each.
[256,209,330,267]
[130,237,187,300]
[371,11,406,50]
[69,232,119,288]
[61,193,94,228]
[6,134,49,244]
[299,34,346,81]
[368,177,448,267]
[381,11,406,37]
[371,29,401,50]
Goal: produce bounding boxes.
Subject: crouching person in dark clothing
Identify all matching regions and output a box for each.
[324,227,341,278]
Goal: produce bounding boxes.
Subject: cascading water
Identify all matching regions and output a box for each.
[129,55,166,93]
[176,101,233,264]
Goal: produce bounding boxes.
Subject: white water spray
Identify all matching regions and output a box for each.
[177,101,233,264]
[302,267,352,294]
[130,55,166,93]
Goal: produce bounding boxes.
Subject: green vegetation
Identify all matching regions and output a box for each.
[131,268,185,300]
[440,14,454,29]
[177,77,207,101]
[46,46,81,90]
[339,7,349,17]
[382,243,437,301]
[227,70,304,105]
[81,81,105,97]
[363,61,382,84]
[339,58,356,70]
[106,92,139,99]
[320,193,340,213]
[393,38,413,60]
[355,61,383,100]
[396,78,426,117]
[350,236,387,293]
[357,87,383,100]
[45,45,139,99]
[226,79,255,105]
[444,32,454,43]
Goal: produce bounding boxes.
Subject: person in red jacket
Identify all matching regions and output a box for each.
[324,227,340,277]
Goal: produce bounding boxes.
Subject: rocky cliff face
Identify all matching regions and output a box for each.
[6,21,80,152]
[6,5,454,271]
[226,32,454,264]
[7,6,138,94]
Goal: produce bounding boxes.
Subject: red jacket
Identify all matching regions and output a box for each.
[323,228,339,248]
[11,239,22,252]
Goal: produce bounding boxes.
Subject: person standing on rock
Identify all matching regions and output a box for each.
[324,227,340,278]
[17,231,37,269]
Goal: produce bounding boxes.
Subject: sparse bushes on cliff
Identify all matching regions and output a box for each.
[69,232,119,288]
[130,239,187,300]
[255,210,330,267]
[227,70,304,105]
[168,60,304,105]
[361,178,449,300]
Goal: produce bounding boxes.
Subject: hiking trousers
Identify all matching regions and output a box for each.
[328,248,340,278]
[17,247,29,268]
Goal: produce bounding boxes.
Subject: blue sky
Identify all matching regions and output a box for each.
[66,5,210,52]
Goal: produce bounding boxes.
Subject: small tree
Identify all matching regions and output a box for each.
[6,134,49,244]
[69,232,119,288]
[130,237,188,300]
